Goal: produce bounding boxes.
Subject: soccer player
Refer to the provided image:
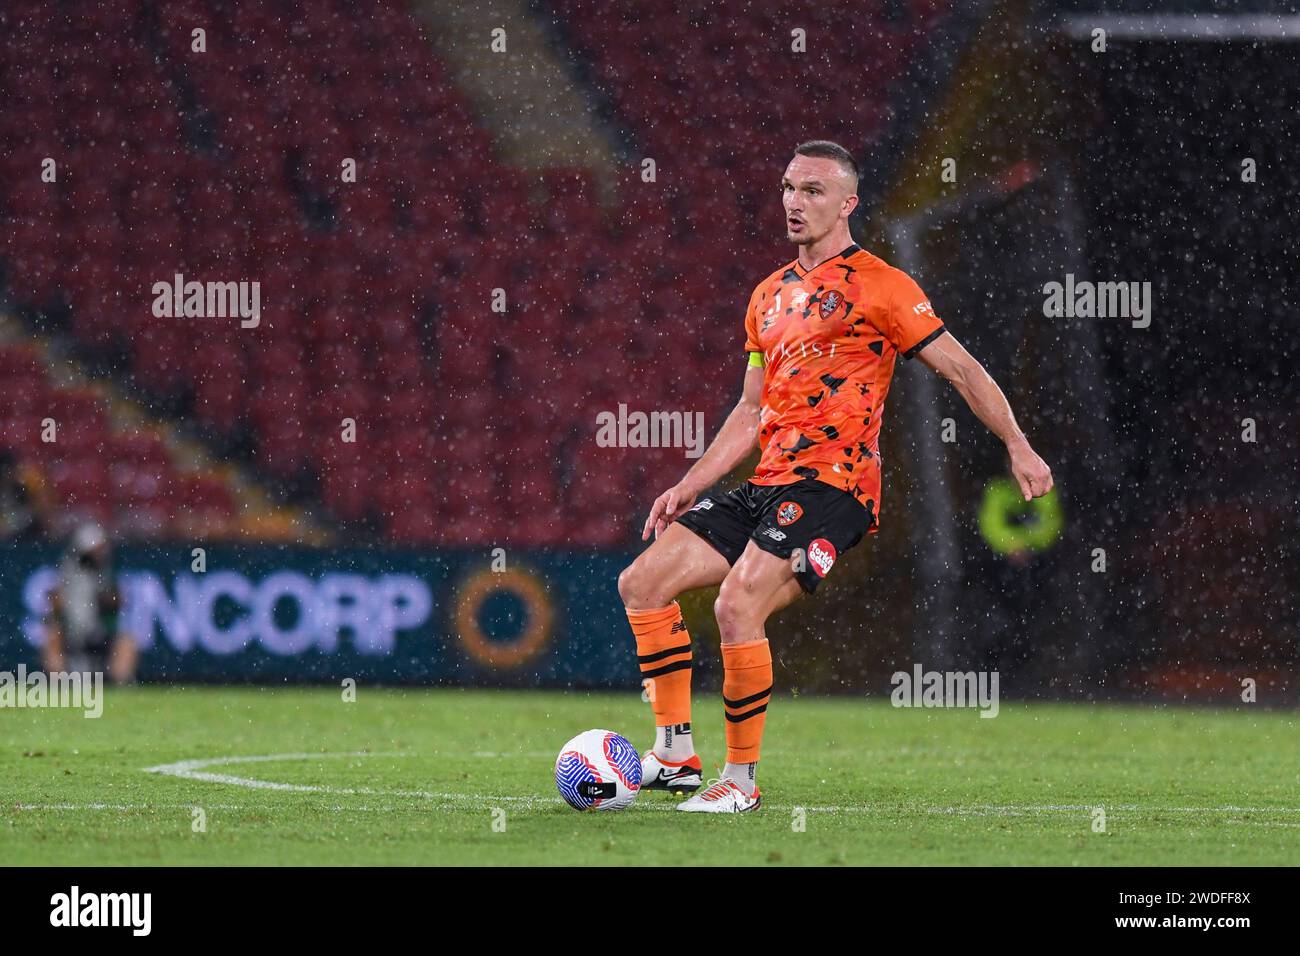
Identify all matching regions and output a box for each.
[618,140,1053,812]
[43,523,138,684]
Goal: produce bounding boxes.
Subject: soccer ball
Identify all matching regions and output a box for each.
[554,729,642,811]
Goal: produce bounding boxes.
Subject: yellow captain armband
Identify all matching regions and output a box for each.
[747,351,765,368]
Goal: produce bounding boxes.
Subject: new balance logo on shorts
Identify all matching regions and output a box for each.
[691,500,714,511]
[762,527,787,542]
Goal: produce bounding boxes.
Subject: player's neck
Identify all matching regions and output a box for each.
[797,227,856,272]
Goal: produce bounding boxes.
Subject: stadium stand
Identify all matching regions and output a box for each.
[0,0,950,546]
[0,338,236,540]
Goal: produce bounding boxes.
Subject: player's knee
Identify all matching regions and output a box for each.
[714,576,761,640]
[618,560,661,610]
[713,594,753,643]
[616,563,638,606]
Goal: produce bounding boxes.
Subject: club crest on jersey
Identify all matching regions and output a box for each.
[776,501,803,526]
[819,290,843,320]
[807,538,836,577]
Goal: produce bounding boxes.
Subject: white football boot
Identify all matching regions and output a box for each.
[676,777,762,813]
[640,751,704,794]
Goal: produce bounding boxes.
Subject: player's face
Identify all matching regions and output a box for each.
[781,155,857,245]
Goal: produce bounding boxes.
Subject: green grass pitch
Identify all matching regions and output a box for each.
[2,686,1297,866]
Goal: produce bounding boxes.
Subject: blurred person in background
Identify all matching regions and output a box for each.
[0,449,48,541]
[42,522,138,683]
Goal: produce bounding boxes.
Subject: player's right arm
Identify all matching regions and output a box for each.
[640,361,764,540]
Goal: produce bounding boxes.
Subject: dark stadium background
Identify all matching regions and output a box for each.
[0,0,1294,701]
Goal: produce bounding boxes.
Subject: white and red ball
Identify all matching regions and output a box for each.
[554,729,642,811]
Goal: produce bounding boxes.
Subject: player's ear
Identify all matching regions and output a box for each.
[842,193,859,218]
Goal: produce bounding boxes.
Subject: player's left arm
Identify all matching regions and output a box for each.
[914,331,1054,500]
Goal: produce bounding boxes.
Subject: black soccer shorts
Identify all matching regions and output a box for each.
[675,478,874,593]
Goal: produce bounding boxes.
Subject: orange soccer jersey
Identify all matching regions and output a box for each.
[743,243,945,530]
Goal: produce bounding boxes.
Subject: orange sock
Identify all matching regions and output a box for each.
[721,638,772,763]
[628,602,692,728]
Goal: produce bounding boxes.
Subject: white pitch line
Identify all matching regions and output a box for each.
[470,751,557,759]
[7,802,525,813]
[909,804,1300,816]
[11,803,170,812]
[134,753,1300,818]
[10,801,1300,820]
[142,751,564,808]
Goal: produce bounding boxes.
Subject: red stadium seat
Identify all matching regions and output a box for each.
[0,0,950,546]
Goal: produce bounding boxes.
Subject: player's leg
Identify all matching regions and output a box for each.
[41,626,65,673]
[714,542,804,646]
[679,478,872,812]
[108,633,139,684]
[617,521,730,611]
[676,543,799,812]
[620,484,761,790]
[618,521,731,790]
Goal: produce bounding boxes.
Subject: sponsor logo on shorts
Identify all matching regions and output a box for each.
[690,500,714,512]
[776,501,803,526]
[819,290,843,320]
[762,526,787,542]
[807,538,836,577]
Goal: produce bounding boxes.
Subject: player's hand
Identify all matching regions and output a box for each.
[641,481,699,541]
[1008,439,1053,500]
